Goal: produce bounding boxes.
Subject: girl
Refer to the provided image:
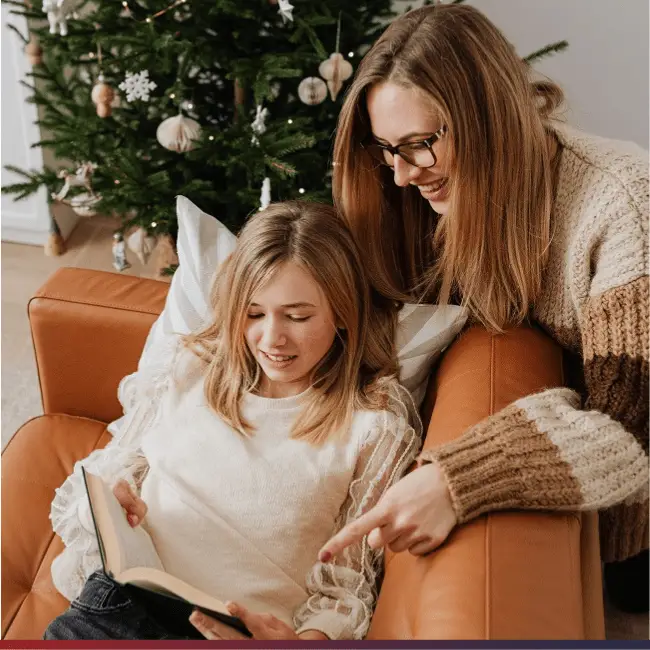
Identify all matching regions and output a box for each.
[45,201,421,640]
[319,3,648,613]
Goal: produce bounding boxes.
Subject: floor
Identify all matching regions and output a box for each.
[1,216,158,449]
[1,217,648,640]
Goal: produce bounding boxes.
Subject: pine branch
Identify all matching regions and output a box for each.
[524,40,569,64]
[6,23,29,45]
[266,158,297,178]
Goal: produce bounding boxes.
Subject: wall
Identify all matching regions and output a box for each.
[1,6,78,245]
[392,0,649,148]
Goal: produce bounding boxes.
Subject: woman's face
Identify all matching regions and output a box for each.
[244,261,337,399]
[366,82,453,215]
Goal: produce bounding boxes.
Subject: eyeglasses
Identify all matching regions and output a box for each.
[363,125,448,169]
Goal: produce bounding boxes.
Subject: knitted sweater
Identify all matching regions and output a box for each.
[419,125,649,563]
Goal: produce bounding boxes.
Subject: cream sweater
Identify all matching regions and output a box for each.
[50,339,421,640]
[419,124,649,562]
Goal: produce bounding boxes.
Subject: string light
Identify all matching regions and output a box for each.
[298,188,305,194]
[88,52,95,58]
[208,135,215,141]
[187,102,194,110]
[114,180,120,184]
[151,221,158,227]
[287,118,293,124]
[169,93,176,99]
[123,0,188,23]
[348,52,354,57]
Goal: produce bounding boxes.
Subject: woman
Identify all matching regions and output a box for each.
[320,3,648,613]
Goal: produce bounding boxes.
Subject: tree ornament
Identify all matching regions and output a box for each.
[259,177,271,210]
[153,234,178,278]
[126,227,157,265]
[25,38,43,65]
[112,233,130,271]
[70,191,101,216]
[277,0,294,23]
[51,162,97,202]
[298,77,327,106]
[251,104,269,145]
[42,0,73,35]
[318,53,353,101]
[156,114,202,152]
[119,70,157,102]
[91,75,115,118]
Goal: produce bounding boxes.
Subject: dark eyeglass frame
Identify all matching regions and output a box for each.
[364,124,448,169]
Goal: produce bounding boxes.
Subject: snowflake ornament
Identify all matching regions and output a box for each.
[277,0,294,24]
[119,70,157,102]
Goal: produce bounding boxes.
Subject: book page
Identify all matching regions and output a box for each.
[84,470,164,577]
[118,567,231,617]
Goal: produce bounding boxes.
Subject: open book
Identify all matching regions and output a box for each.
[81,467,251,638]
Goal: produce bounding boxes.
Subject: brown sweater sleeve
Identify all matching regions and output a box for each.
[419,277,648,562]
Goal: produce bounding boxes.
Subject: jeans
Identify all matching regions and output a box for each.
[43,570,206,640]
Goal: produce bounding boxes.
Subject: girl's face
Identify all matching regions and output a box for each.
[245,261,337,399]
[366,82,453,215]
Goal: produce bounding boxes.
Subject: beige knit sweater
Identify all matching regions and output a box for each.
[419,124,649,563]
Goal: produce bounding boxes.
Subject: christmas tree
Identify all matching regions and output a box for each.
[2,0,566,272]
[2,0,395,269]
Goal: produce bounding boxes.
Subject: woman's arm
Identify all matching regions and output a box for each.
[293,382,422,641]
[322,170,648,565]
[419,173,649,562]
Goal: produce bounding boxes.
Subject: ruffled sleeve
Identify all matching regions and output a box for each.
[293,381,422,640]
[49,333,182,601]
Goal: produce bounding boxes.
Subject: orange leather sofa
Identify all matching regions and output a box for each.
[1,267,606,640]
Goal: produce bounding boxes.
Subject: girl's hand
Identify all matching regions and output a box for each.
[112,479,147,528]
[188,609,250,640]
[319,461,457,559]
[190,603,326,640]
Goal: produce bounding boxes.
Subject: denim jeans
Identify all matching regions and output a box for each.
[43,570,205,640]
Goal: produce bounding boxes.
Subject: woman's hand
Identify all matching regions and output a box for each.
[189,603,327,640]
[112,479,147,528]
[319,461,457,559]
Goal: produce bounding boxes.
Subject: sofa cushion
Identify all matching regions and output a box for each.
[1,415,110,640]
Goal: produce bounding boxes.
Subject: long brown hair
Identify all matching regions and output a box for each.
[183,201,398,444]
[333,3,564,331]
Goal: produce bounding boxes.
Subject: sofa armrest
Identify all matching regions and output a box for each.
[368,325,598,640]
[28,268,169,423]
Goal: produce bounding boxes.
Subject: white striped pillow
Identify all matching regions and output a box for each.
[139,196,467,405]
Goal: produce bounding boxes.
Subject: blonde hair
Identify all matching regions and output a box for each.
[333,3,564,331]
[183,201,397,444]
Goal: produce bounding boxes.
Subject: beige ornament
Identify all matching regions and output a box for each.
[156,114,202,152]
[318,52,353,101]
[297,76,327,106]
[153,234,179,278]
[126,227,157,265]
[25,39,43,65]
[70,191,101,217]
[91,75,115,118]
